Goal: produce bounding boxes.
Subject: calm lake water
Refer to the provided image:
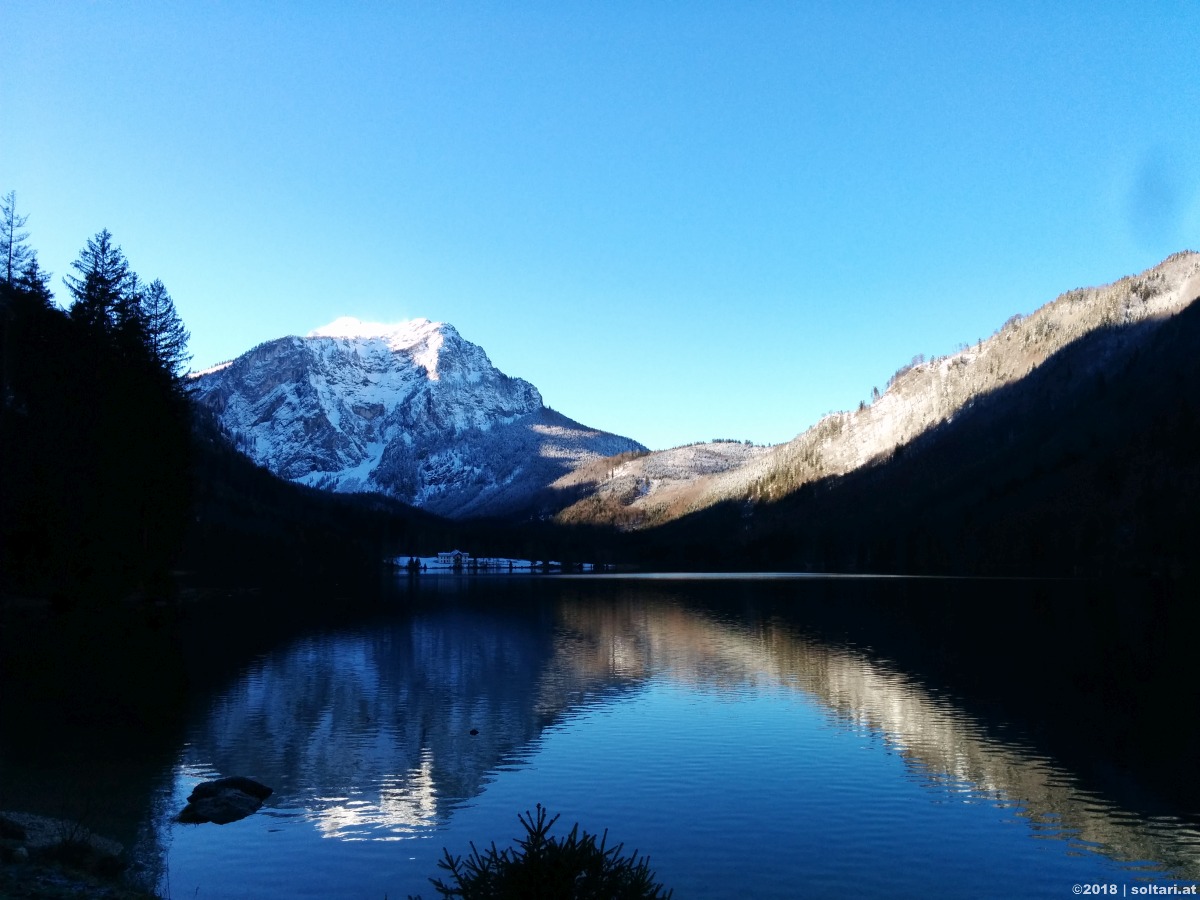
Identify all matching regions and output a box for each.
[5,574,1199,898]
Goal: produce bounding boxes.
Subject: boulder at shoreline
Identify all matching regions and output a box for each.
[178,777,273,825]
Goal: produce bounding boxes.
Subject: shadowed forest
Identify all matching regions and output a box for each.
[629,301,1200,577]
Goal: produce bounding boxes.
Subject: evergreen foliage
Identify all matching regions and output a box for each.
[1,209,196,601]
[64,228,131,331]
[1,190,34,284]
[14,255,54,306]
[414,805,673,900]
[140,277,191,378]
[629,298,1200,578]
[0,282,194,600]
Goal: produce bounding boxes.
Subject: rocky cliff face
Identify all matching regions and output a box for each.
[190,317,645,518]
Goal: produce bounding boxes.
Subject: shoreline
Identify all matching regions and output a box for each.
[0,810,156,899]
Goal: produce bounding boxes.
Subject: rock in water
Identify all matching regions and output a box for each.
[179,776,273,825]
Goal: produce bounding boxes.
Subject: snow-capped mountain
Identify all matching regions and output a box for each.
[190,317,645,518]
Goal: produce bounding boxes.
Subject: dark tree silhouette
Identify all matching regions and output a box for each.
[14,257,54,307]
[64,228,131,330]
[0,191,34,285]
[141,277,191,378]
[1,215,196,601]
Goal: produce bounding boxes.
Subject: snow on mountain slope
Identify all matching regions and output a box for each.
[190,318,645,518]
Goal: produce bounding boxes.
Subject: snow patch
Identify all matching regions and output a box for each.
[191,360,233,378]
[308,317,449,379]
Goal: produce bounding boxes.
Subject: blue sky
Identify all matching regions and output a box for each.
[3,2,1197,450]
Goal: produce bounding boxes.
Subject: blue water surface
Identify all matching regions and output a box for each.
[154,578,1200,899]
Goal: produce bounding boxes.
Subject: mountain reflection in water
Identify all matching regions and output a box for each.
[167,577,1199,896]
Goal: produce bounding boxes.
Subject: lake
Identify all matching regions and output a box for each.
[3,574,1198,898]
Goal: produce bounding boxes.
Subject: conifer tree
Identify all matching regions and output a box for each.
[0,191,34,285]
[140,277,191,377]
[118,271,145,330]
[14,257,54,307]
[64,229,131,330]
[112,271,153,364]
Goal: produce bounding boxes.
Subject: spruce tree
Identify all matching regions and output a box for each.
[64,229,131,330]
[140,278,191,377]
[14,257,54,306]
[113,271,153,365]
[0,191,34,285]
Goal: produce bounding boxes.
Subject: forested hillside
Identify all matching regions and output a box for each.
[555,252,1200,536]
[0,198,193,601]
[632,282,1200,577]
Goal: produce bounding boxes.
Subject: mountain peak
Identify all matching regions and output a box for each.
[192,318,645,517]
[307,316,449,346]
[306,316,469,381]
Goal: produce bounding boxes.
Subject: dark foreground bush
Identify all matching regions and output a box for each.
[412,805,673,899]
